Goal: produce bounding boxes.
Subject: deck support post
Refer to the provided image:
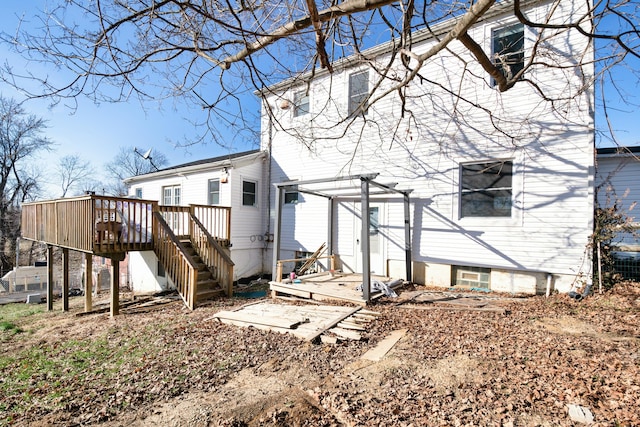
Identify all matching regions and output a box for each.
[327,197,335,263]
[85,253,93,312]
[271,185,285,281]
[403,192,412,283]
[110,253,126,317]
[360,177,371,302]
[47,245,54,311]
[62,248,69,312]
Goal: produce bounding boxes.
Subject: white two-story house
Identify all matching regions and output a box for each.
[259,0,595,294]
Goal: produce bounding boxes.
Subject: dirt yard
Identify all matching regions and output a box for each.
[1,283,639,426]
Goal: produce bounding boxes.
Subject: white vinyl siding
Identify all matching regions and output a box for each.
[262,0,594,280]
[126,152,267,281]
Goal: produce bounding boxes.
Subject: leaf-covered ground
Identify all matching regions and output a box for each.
[1,283,639,426]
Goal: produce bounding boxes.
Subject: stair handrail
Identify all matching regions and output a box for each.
[189,214,235,296]
[153,212,199,310]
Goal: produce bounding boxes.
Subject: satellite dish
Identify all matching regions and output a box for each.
[143,148,152,159]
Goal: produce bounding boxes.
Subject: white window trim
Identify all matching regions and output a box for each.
[241,178,259,208]
[347,68,370,117]
[162,184,181,206]
[292,89,310,118]
[485,19,528,87]
[282,176,302,206]
[454,156,524,227]
[208,178,221,205]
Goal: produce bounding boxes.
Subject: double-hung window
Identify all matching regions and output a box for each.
[208,179,220,205]
[293,90,309,117]
[460,161,513,218]
[242,180,257,207]
[163,185,180,206]
[348,70,369,116]
[492,23,525,84]
[162,184,181,231]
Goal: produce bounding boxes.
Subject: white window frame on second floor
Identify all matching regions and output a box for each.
[208,178,220,205]
[162,184,181,206]
[134,188,143,199]
[293,90,310,117]
[242,179,258,207]
[491,22,525,86]
[348,69,369,117]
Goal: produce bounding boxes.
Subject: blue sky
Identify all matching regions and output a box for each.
[0,0,259,197]
[0,1,638,198]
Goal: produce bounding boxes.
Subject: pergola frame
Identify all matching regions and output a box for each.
[272,173,413,302]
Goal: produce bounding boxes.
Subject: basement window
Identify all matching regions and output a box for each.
[453,266,490,289]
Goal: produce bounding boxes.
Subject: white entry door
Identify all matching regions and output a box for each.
[355,203,385,275]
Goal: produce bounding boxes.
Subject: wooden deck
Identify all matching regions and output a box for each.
[21,194,234,314]
[269,271,404,305]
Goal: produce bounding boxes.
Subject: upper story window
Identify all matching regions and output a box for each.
[492,23,524,84]
[460,161,512,218]
[285,183,299,204]
[348,70,369,116]
[293,90,309,117]
[163,185,180,206]
[242,180,257,207]
[208,179,220,205]
[134,188,142,199]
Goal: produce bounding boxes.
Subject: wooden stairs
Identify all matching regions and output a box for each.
[180,239,226,304]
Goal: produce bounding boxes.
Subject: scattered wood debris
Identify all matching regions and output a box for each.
[361,329,407,361]
[394,291,510,314]
[75,293,180,316]
[210,301,380,343]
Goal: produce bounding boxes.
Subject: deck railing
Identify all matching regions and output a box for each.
[190,215,234,297]
[21,195,157,254]
[153,212,198,310]
[158,205,231,244]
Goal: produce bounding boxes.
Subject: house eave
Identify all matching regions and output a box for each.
[255,0,548,97]
[124,150,264,184]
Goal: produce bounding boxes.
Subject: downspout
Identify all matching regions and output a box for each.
[545,273,552,298]
[262,98,273,276]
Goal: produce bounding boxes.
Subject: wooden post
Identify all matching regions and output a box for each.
[85,253,93,312]
[62,248,69,312]
[47,245,54,311]
[110,254,125,317]
[271,185,285,280]
[404,192,412,283]
[360,177,371,302]
[276,261,283,283]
